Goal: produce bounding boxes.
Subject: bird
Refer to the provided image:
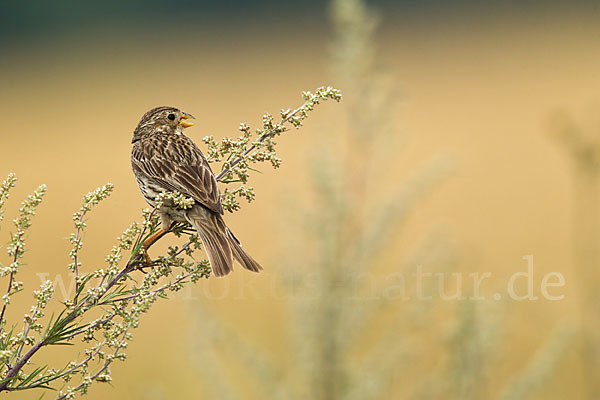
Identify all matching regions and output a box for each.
[131,106,262,277]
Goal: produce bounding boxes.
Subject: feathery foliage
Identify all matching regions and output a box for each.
[190,1,453,399]
[550,110,600,399]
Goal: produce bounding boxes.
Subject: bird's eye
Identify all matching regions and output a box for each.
[167,113,176,121]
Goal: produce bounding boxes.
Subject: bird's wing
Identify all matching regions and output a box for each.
[132,135,223,214]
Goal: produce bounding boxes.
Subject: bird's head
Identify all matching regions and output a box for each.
[133,106,195,141]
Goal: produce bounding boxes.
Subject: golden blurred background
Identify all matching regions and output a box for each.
[1,0,600,398]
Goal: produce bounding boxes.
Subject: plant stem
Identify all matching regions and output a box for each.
[0,340,44,391]
[7,341,107,391]
[15,304,38,361]
[72,210,88,299]
[0,249,20,342]
[55,331,128,400]
[215,102,311,182]
[0,226,161,392]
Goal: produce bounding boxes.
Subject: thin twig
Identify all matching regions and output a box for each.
[58,242,193,339]
[101,270,195,305]
[72,210,88,299]
[0,250,20,339]
[0,243,24,348]
[15,304,38,361]
[0,204,171,393]
[53,341,107,383]
[62,315,115,342]
[215,102,312,182]
[0,340,44,391]
[7,341,108,392]
[55,331,128,400]
[0,227,158,392]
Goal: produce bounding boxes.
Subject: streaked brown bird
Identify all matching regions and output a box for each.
[131,106,262,277]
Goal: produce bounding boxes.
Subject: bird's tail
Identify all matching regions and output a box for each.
[226,227,262,273]
[187,207,261,277]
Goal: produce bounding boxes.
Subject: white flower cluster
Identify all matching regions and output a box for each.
[0,179,215,397]
[204,86,342,213]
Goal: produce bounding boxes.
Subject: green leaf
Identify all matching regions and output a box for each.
[74,274,95,304]
[16,365,46,387]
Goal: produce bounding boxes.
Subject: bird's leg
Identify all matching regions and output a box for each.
[133,230,166,272]
[137,219,176,271]
[135,229,169,271]
[142,228,170,250]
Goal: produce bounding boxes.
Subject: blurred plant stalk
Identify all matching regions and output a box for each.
[551,111,600,399]
[280,0,450,398]
[191,0,452,399]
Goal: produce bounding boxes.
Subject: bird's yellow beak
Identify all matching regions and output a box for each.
[179,112,195,128]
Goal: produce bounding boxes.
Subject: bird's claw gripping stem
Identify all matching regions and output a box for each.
[133,227,171,273]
